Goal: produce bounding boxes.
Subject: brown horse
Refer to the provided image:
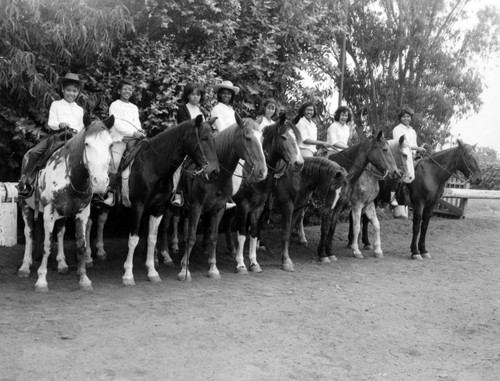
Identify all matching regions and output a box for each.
[177,117,268,281]
[347,136,414,258]
[229,115,304,273]
[316,131,400,262]
[274,156,347,271]
[408,140,481,259]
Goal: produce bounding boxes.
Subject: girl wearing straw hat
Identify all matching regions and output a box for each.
[211,80,240,133]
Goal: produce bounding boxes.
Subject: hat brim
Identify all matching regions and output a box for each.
[58,78,85,87]
[214,84,240,95]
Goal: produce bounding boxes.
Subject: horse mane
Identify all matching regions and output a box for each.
[215,123,239,163]
[65,122,104,169]
[302,156,342,183]
[138,119,193,173]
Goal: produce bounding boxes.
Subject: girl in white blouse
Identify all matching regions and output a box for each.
[293,101,330,157]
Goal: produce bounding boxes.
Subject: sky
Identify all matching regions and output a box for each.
[450,0,500,154]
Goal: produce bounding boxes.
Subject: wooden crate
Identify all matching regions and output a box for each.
[433,177,469,219]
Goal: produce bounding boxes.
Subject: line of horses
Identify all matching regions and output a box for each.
[17,114,482,291]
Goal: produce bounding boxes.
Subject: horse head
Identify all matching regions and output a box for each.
[367,131,401,180]
[457,139,482,185]
[390,135,415,183]
[82,115,114,194]
[262,113,304,173]
[236,116,268,183]
[189,115,220,181]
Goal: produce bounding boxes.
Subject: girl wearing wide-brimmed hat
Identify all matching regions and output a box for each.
[18,73,86,198]
[211,80,240,133]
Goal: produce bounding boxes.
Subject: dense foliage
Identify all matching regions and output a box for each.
[1,0,499,182]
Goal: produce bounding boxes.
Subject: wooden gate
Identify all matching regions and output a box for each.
[433,177,469,219]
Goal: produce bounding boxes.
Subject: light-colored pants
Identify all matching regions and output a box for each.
[300,148,314,158]
[110,141,127,174]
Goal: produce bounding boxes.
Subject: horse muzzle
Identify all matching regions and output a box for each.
[91,175,109,195]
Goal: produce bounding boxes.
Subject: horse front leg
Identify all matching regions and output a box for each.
[178,206,202,281]
[350,206,365,259]
[95,208,110,261]
[171,213,181,254]
[325,207,342,260]
[411,202,424,260]
[34,209,56,292]
[18,203,35,278]
[55,222,69,274]
[418,205,434,258]
[75,207,93,291]
[158,208,175,267]
[122,203,144,286]
[248,204,265,273]
[361,214,373,250]
[235,202,250,274]
[85,216,93,269]
[364,203,382,258]
[295,208,308,246]
[207,209,225,279]
[280,202,295,272]
[145,214,163,283]
[318,208,332,262]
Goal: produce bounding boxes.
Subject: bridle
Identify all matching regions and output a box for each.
[424,146,474,181]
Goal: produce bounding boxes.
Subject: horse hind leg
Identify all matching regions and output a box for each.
[418,206,433,259]
[55,222,69,274]
[350,207,364,259]
[361,214,373,250]
[95,208,110,262]
[145,215,163,283]
[18,203,35,277]
[235,232,248,274]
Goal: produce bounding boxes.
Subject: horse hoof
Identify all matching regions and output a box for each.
[327,255,338,262]
[122,278,135,286]
[364,244,374,250]
[164,259,175,268]
[411,254,423,260]
[374,252,384,259]
[249,263,262,273]
[35,285,49,292]
[58,266,69,275]
[18,269,30,278]
[421,253,432,259]
[236,266,248,275]
[148,276,162,283]
[80,283,93,291]
[178,273,192,282]
[281,263,295,272]
[207,271,221,279]
[299,240,308,247]
[319,257,331,263]
[353,253,364,259]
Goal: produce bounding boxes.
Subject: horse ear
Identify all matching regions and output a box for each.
[278,112,287,124]
[399,135,405,145]
[83,113,92,128]
[194,114,204,127]
[376,130,384,141]
[206,117,217,126]
[235,112,243,127]
[103,115,115,130]
[457,139,463,147]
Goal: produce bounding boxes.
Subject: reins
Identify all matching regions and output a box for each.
[423,148,471,182]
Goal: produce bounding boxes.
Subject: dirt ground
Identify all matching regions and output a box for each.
[1,199,499,381]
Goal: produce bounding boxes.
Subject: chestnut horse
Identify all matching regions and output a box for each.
[274,156,347,271]
[18,115,114,291]
[346,136,414,258]
[177,117,268,281]
[408,140,481,259]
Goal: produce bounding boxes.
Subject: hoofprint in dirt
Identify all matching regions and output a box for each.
[0,203,499,381]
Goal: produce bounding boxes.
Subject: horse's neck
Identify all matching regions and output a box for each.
[428,148,460,184]
[341,143,368,183]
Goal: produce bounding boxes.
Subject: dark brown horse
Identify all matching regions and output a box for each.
[408,140,481,259]
[316,131,400,262]
[177,117,268,281]
[229,115,304,273]
[274,156,347,271]
[89,115,220,285]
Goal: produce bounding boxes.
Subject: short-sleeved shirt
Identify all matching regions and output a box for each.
[258,116,274,132]
[211,103,237,132]
[47,99,85,133]
[392,123,418,148]
[295,116,318,154]
[109,100,142,142]
[327,121,351,148]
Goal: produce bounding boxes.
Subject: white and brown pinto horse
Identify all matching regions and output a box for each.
[347,136,414,258]
[18,115,114,291]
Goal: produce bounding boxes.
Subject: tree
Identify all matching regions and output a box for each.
[333,0,500,146]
